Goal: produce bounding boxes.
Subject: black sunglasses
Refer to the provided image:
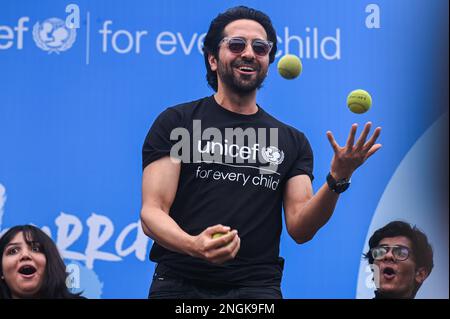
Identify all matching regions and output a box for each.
[219,37,273,56]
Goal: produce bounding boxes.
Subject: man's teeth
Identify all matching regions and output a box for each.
[239,66,255,72]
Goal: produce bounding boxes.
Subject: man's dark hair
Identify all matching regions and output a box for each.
[364,221,434,272]
[0,225,83,299]
[202,6,278,91]
[364,221,434,295]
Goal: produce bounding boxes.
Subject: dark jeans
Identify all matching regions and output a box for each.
[148,264,282,299]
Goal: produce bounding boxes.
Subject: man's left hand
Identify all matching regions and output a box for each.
[326,122,382,179]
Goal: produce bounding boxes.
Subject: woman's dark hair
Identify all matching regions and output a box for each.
[0,225,82,299]
[202,6,278,91]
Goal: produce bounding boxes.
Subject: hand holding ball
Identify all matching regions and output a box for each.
[347,89,372,114]
[277,54,302,79]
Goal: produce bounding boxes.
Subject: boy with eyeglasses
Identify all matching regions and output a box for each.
[364,221,434,299]
[141,6,382,298]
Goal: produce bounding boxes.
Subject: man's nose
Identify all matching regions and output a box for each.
[383,249,395,261]
[240,43,256,60]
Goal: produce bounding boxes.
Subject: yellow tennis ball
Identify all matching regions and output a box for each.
[347,89,372,114]
[212,233,226,239]
[277,54,302,79]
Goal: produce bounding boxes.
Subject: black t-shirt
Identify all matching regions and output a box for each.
[142,95,314,287]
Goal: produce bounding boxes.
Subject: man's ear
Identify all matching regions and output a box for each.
[415,267,429,285]
[208,53,218,72]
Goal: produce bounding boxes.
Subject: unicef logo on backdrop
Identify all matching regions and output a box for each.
[261,146,285,165]
[32,18,76,54]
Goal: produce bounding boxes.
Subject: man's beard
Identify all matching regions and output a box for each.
[217,58,267,95]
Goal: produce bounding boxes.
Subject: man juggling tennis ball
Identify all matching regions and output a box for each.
[277,54,302,79]
[347,89,372,114]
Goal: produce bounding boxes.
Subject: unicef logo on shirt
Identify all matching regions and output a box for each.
[32,18,76,54]
[261,146,284,165]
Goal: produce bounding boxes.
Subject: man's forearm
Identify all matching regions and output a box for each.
[291,183,340,243]
[140,208,194,256]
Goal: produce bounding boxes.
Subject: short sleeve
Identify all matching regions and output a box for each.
[142,108,184,170]
[285,132,314,181]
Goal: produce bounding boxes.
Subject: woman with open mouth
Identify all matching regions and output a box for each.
[0,225,84,299]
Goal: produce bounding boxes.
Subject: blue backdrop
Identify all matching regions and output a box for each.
[0,0,448,298]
